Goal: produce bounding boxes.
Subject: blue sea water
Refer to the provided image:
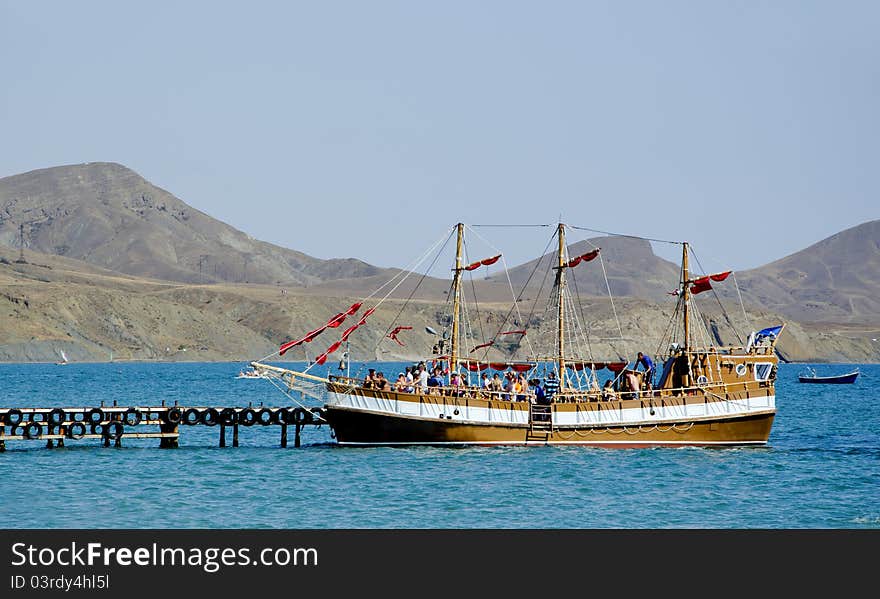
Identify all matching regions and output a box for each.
[0,361,877,529]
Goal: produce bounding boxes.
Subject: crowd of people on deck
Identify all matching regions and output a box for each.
[357,351,658,403]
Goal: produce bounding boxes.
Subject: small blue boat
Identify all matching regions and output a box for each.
[798,367,859,384]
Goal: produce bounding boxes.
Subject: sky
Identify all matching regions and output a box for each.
[1,1,877,272]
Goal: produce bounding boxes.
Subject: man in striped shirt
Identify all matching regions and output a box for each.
[543,370,560,400]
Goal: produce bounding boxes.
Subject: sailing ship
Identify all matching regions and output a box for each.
[55,349,69,366]
[252,223,781,447]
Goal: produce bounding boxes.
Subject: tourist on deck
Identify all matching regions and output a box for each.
[449,372,464,397]
[635,352,655,389]
[405,366,414,389]
[418,364,429,392]
[374,372,390,391]
[427,367,443,393]
[544,371,560,400]
[602,379,616,400]
[489,373,503,393]
[363,368,377,389]
[480,373,491,391]
[394,373,408,392]
[502,372,514,401]
[515,373,527,402]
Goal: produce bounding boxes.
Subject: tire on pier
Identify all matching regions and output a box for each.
[201,408,220,427]
[292,408,308,425]
[164,408,182,425]
[48,408,66,426]
[106,421,124,440]
[90,423,106,436]
[123,408,142,427]
[272,409,288,425]
[3,408,23,426]
[67,422,87,440]
[87,408,104,425]
[24,422,42,439]
[11,425,26,437]
[238,408,257,426]
[219,408,238,425]
[281,408,298,425]
[257,408,274,426]
[182,408,201,426]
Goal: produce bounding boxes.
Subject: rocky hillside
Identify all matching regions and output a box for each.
[0,163,387,286]
[736,220,880,325]
[1,245,877,364]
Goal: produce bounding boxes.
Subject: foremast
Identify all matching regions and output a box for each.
[449,223,465,380]
[555,223,567,389]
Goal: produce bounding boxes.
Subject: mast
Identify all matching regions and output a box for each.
[449,223,465,379]
[556,223,566,388]
[682,242,690,350]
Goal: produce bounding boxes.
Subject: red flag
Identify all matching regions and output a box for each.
[346,302,363,315]
[463,254,502,271]
[470,341,495,353]
[357,307,376,326]
[500,330,526,336]
[387,326,412,346]
[710,271,732,282]
[340,323,360,342]
[690,276,713,295]
[567,249,600,268]
[326,312,346,328]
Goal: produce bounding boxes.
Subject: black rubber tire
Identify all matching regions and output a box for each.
[164,407,182,425]
[182,408,200,426]
[4,408,23,426]
[67,422,87,440]
[87,408,104,425]
[25,422,42,439]
[281,408,298,425]
[90,423,106,436]
[123,408,142,427]
[293,408,307,425]
[239,408,257,426]
[11,425,26,437]
[48,408,66,426]
[201,408,219,427]
[257,408,273,426]
[219,408,238,425]
[272,409,287,425]
[106,421,124,440]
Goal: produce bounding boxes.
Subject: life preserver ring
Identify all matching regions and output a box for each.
[239,408,257,426]
[257,408,273,426]
[696,375,709,387]
[87,408,104,425]
[183,408,201,425]
[25,422,43,439]
[123,408,142,427]
[67,422,86,440]
[4,408,23,426]
[164,408,182,425]
[106,421,124,440]
[48,408,66,426]
[201,408,219,427]
[735,363,747,377]
[219,408,238,425]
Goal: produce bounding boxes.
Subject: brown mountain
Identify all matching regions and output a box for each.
[0,162,386,286]
[490,236,681,301]
[735,220,880,325]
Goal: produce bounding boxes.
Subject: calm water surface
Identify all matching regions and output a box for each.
[1,362,877,528]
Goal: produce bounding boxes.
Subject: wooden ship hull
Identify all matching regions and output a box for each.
[322,351,777,447]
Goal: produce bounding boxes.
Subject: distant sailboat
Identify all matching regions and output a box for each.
[56,349,69,366]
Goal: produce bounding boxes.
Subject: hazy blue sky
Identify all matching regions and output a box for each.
[2,1,877,272]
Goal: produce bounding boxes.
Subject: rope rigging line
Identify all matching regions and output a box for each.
[465,225,538,359]
[298,228,453,376]
[466,226,556,364]
[689,246,744,344]
[568,224,683,246]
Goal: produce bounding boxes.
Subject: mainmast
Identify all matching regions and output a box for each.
[556,223,567,388]
[449,223,465,380]
[682,242,690,350]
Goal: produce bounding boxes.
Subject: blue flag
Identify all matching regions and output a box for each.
[756,325,783,340]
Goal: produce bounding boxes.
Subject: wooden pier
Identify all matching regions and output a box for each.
[0,404,326,451]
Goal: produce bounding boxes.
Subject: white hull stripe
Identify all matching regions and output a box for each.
[328,391,776,428]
